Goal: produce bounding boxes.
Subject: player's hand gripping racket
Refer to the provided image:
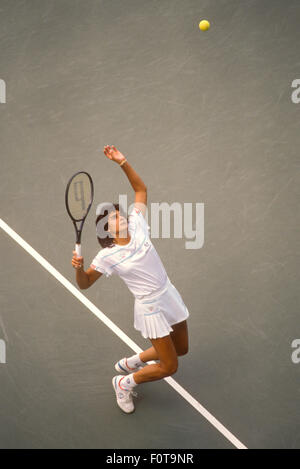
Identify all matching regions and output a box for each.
[65,171,94,257]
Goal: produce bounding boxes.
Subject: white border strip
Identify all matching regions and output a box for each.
[0,218,247,449]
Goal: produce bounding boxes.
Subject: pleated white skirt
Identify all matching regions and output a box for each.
[134,277,189,339]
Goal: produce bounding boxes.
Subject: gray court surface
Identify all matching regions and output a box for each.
[1,0,300,449]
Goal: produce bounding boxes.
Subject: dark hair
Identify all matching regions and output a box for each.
[95,203,127,249]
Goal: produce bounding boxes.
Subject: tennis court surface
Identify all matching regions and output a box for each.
[1,0,299,449]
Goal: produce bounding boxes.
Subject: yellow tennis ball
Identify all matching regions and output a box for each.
[199,20,210,31]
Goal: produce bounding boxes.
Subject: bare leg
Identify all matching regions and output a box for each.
[133,335,178,384]
[139,320,189,363]
[139,346,159,363]
[170,320,189,355]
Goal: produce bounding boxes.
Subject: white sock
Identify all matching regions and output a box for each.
[126,353,143,369]
[118,373,137,391]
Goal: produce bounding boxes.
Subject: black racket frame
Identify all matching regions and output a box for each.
[65,171,94,245]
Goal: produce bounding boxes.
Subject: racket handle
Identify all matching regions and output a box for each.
[75,244,82,257]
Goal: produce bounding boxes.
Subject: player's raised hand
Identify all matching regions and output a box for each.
[103,145,126,165]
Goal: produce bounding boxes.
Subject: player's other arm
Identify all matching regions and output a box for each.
[103,145,147,216]
[123,160,147,216]
[71,251,102,289]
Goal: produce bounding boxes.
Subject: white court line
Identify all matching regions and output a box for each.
[0,218,247,450]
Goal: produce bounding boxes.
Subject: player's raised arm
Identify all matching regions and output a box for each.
[103,145,147,215]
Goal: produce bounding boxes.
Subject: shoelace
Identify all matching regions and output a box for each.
[116,380,138,400]
[123,389,138,401]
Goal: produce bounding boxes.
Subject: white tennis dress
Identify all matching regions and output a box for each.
[90,207,189,339]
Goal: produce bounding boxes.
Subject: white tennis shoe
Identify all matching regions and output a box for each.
[115,357,142,374]
[112,375,137,414]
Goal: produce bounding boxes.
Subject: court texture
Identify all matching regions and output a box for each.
[0,0,299,449]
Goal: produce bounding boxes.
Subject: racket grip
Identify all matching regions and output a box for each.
[75,244,82,257]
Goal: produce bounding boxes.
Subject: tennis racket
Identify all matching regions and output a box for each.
[65,171,94,257]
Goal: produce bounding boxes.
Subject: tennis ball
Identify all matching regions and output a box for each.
[199,20,210,31]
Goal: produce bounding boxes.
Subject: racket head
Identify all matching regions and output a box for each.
[65,171,94,245]
[65,171,94,221]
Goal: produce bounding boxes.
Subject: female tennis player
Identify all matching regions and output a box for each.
[71,145,189,413]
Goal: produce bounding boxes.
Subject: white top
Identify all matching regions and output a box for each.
[90,208,168,298]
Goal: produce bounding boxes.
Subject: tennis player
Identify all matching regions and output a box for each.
[71,145,189,413]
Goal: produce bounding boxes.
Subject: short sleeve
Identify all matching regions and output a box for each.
[90,250,113,278]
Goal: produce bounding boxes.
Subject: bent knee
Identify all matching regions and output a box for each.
[160,361,178,377]
[176,344,189,356]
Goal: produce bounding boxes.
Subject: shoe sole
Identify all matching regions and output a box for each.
[115,361,128,374]
[112,377,135,414]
